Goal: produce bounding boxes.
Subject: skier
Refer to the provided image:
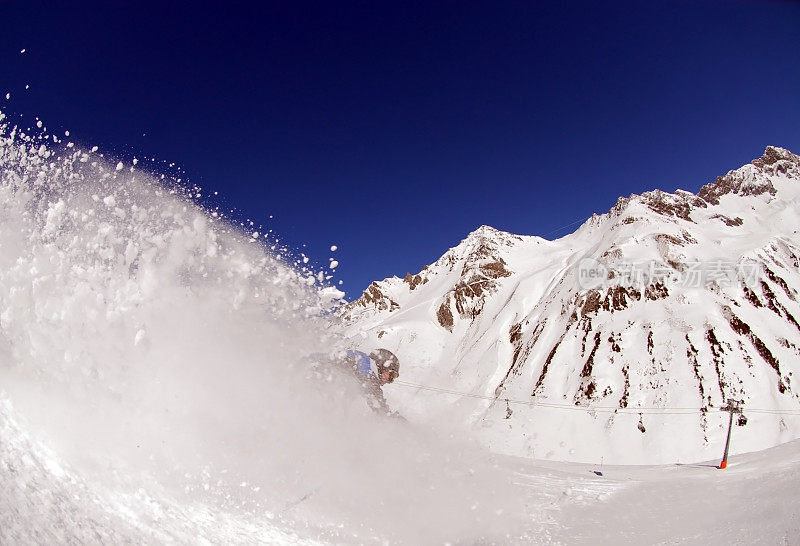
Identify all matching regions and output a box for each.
[342,348,400,414]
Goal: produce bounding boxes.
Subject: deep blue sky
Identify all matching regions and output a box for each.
[2,1,799,298]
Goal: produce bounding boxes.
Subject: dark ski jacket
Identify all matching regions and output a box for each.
[343,350,392,414]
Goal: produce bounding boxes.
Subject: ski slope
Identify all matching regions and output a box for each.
[529,437,800,544]
[4,391,800,544]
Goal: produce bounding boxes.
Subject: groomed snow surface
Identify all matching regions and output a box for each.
[1,110,798,544]
[4,395,800,544]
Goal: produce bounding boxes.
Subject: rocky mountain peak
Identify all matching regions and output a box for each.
[467,224,502,239]
[463,225,523,260]
[752,146,799,170]
[640,188,708,221]
[699,146,798,205]
[608,147,799,224]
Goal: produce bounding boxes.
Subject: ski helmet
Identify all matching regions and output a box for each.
[369,348,400,375]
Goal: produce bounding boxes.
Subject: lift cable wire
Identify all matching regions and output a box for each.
[392,379,800,416]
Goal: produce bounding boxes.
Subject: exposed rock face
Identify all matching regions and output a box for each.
[341,147,800,464]
[642,189,705,221]
[698,146,798,205]
[343,225,517,326]
[340,281,399,317]
[439,254,512,326]
[403,272,426,290]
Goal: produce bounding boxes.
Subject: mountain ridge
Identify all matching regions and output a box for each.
[340,146,800,464]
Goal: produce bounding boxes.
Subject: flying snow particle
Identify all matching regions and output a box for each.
[20,49,26,53]
[252,232,259,238]
[133,158,139,165]
[329,260,339,269]
[5,93,9,100]
[64,130,70,137]
[330,245,338,252]
[36,120,42,128]
[115,161,124,171]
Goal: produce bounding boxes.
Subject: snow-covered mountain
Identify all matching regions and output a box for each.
[341,146,800,464]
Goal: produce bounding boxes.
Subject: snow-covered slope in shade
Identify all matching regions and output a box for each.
[341,146,800,465]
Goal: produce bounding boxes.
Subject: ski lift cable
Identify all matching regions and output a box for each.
[391,379,800,415]
[393,379,703,411]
